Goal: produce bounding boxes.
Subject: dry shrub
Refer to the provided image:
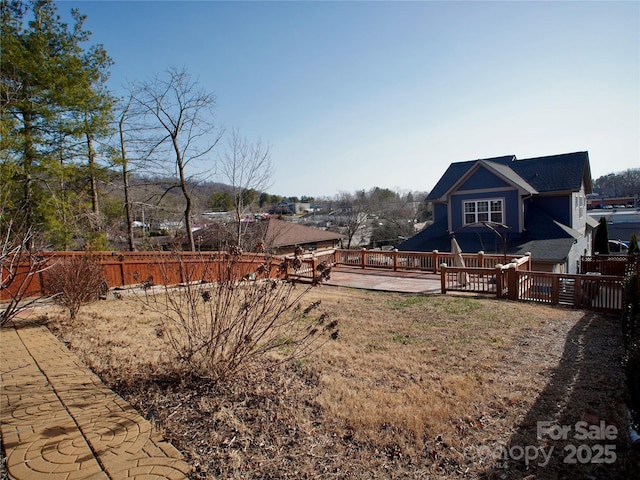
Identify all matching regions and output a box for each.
[42,253,107,319]
[142,249,337,380]
[1,204,50,326]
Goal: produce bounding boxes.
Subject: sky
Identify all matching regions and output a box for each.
[57,0,640,199]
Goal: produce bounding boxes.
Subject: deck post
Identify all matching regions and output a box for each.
[361,248,367,269]
[478,251,485,268]
[573,276,583,308]
[433,250,439,273]
[440,264,447,293]
[495,264,504,297]
[312,254,318,278]
[551,275,560,305]
[507,263,518,301]
[393,249,399,271]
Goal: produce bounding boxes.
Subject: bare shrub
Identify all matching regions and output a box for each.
[142,249,337,380]
[1,201,51,326]
[42,254,107,319]
[1,231,50,326]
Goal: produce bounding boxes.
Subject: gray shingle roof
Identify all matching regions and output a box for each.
[510,151,591,194]
[427,151,591,201]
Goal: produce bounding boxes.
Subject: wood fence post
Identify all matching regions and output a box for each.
[393,249,398,271]
[179,252,185,284]
[495,264,503,297]
[119,254,125,286]
[507,264,518,301]
[433,250,439,273]
[574,275,583,308]
[361,248,367,269]
[478,251,485,267]
[551,275,560,305]
[312,255,318,278]
[440,264,447,293]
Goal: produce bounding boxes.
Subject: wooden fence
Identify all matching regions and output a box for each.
[580,254,636,276]
[1,251,283,301]
[3,249,636,314]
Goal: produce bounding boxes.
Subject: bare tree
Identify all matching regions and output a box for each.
[332,190,370,249]
[113,85,167,251]
[218,128,273,248]
[117,94,136,251]
[134,67,221,251]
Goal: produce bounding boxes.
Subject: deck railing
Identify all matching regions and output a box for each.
[287,248,528,281]
[515,271,625,311]
[331,248,522,272]
[441,260,628,313]
[440,255,531,297]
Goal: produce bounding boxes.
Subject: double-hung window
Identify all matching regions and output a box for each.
[464,199,503,225]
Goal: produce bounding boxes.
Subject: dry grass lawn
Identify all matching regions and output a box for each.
[45,284,639,479]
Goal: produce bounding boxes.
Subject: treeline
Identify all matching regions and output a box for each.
[593,169,640,198]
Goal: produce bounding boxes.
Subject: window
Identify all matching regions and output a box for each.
[463,199,503,225]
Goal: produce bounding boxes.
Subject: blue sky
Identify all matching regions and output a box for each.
[59,0,639,198]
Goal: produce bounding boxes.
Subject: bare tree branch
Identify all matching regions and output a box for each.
[133,67,222,251]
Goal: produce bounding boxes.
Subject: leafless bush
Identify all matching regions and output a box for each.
[1,234,50,326]
[142,249,338,381]
[1,204,51,326]
[42,254,107,319]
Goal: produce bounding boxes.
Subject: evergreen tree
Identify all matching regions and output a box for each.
[593,217,610,255]
[1,0,114,249]
[629,233,639,256]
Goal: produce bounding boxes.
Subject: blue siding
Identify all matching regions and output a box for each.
[450,189,520,232]
[433,203,448,223]
[533,196,571,226]
[458,166,509,191]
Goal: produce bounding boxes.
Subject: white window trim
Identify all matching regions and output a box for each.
[463,198,504,225]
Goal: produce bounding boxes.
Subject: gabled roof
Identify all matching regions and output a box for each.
[178,218,344,251]
[427,151,591,201]
[482,160,538,194]
[435,159,539,201]
[428,155,515,200]
[265,218,345,248]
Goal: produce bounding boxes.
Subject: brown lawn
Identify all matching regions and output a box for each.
[45,285,639,479]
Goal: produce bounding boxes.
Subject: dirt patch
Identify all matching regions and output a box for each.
[45,285,639,479]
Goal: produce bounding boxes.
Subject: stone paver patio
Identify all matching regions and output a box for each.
[0,318,192,480]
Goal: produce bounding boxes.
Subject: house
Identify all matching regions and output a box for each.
[173,218,345,255]
[397,152,597,273]
[263,218,345,255]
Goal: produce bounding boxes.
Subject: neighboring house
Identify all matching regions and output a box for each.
[398,152,597,273]
[264,218,345,255]
[172,218,344,255]
[270,202,312,215]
